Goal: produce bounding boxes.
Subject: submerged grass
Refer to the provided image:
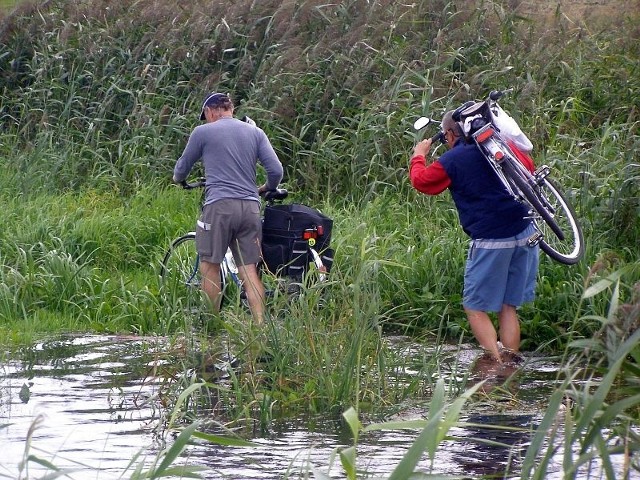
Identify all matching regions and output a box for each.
[11,275,638,478]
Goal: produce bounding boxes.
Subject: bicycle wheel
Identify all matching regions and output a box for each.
[501,160,584,265]
[501,160,563,237]
[532,176,584,265]
[160,233,206,310]
[162,233,254,313]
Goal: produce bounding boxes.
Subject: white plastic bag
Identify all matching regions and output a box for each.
[490,104,533,152]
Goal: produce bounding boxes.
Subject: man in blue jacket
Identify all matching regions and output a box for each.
[409,111,539,363]
[174,93,283,324]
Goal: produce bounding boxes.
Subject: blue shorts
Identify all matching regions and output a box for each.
[462,223,539,312]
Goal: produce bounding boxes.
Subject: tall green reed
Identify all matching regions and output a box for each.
[2,0,638,252]
[521,273,640,479]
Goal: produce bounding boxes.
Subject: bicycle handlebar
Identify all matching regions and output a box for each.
[180,178,206,189]
[489,88,513,101]
[431,131,445,144]
[179,178,288,201]
[262,188,289,201]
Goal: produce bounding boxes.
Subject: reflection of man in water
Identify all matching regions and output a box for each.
[457,413,533,477]
[469,349,523,393]
[463,351,530,477]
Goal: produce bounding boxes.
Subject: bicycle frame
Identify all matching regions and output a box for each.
[470,124,548,245]
[472,123,522,198]
[177,225,326,290]
[413,88,584,264]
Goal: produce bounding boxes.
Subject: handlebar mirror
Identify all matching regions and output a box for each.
[413,117,433,131]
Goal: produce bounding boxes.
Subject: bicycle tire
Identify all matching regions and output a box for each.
[160,234,230,310]
[533,177,584,265]
[501,159,584,265]
[501,159,563,238]
[160,233,203,310]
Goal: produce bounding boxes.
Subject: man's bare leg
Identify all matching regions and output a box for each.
[498,304,520,351]
[465,307,501,362]
[237,263,265,325]
[200,261,223,312]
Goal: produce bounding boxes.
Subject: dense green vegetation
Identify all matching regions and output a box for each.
[1,0,637,344]
[1,1,639,478]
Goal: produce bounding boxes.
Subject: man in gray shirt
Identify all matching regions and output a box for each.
[173,92,283,324]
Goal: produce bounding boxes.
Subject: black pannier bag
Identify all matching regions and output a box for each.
[261,203,333,279]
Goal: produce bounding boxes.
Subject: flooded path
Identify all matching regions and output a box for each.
[1,336,163,478]
[0,334,614,479]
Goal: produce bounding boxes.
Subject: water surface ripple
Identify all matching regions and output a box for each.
[0,334,620,479]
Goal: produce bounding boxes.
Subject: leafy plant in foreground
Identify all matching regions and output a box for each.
[521,271,640,479]
[305,379,483,479]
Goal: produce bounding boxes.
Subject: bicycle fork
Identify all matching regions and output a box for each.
[303,226,329,280]
[289,227,328,282]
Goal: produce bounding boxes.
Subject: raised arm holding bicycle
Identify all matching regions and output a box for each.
[173,92,283,324]
[409,100,539,364]
[410,89,584,363]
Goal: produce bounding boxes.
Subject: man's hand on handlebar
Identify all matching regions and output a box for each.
[175,177,206,189]
[260,187,289,202]
[413,138,433,160]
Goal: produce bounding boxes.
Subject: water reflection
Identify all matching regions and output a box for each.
[0,335,163,479]
[454,413,533,477]
[0,334,587,479]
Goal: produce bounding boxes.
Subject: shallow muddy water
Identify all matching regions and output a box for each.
[0,334,623,479]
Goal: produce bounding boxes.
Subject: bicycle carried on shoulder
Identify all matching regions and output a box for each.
[160,179,333,310]
[414,89,584,265]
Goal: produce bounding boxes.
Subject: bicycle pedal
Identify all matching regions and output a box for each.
[534,165,551,184]
[527,231,543,246]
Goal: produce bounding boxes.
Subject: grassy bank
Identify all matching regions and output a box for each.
[0,0,638,381]
[0,179,636,345]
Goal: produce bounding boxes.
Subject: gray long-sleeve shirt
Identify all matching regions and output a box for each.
[173,117,283,205]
